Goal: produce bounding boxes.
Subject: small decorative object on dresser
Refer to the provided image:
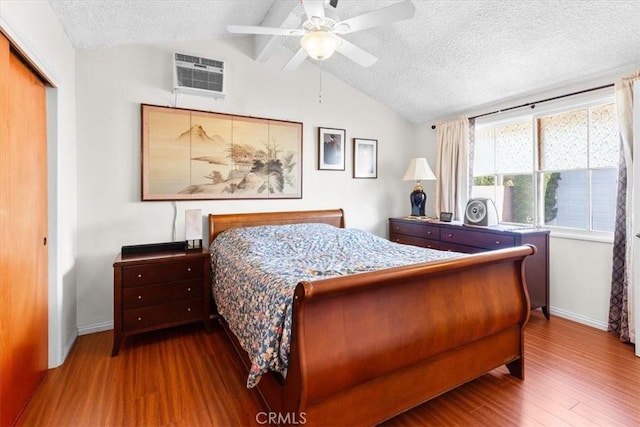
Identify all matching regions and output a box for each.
[402,158,436,217]
[389,217,550,319]
[439,212,453,222]
[464,197,499,226]
[111,245,211,356]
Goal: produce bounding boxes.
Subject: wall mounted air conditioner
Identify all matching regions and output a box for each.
[173,52,225,99]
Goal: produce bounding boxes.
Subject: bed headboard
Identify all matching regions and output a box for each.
[208,209,345,245]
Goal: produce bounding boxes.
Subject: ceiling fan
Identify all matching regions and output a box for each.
[227,0,416,71]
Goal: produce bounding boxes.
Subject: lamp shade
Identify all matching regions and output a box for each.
[300,31,340,61]
[402,158,436,181]
[185,209,202,241]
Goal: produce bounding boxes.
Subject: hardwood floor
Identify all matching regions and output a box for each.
[17,311,639,426]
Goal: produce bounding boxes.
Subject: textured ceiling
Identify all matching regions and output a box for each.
[48,0,640,124]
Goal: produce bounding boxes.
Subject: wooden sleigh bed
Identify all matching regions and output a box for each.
[207,209,534,426]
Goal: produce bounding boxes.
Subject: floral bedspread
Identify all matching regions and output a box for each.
[209,223,462,388]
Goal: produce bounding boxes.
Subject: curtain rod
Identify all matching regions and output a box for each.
[430,83,614,129]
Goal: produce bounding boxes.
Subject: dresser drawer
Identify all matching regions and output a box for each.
[440,227,515,250]
[435,241,484,253]
[122,279,203,309]
[123,298,204,331]
[390,233,442,249]
[122,259,203,287]
[389,221,440,240]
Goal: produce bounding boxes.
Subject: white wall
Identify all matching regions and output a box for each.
[0,1,78,367]
[74,38,416,331]
[548,236,613,328]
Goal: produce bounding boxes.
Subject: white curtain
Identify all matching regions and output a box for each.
[435,117,470,220]
[609,71,640,344]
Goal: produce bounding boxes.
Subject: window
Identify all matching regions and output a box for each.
[472,99,619,233]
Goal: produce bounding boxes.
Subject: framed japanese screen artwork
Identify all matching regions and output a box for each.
[141,104,302,200]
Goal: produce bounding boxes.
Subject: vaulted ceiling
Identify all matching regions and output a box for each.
[48,0,640,124]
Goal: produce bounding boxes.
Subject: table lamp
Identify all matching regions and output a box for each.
[402,158,436,217]
[185,208,203,251]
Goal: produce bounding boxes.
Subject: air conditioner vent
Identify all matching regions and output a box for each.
[173,52,225,99]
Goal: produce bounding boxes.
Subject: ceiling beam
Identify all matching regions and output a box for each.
[253,1,305,63]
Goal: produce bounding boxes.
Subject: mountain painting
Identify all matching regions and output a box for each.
[141,104,302,200]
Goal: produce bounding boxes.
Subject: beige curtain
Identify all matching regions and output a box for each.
[435,117,470,220]
[609,71,639,344]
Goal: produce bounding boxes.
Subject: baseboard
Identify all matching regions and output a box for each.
[549,306,608,331]
[78,321,113,336]
[61,330,78,366]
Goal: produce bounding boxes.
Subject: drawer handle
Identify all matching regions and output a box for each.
[137,317,142,321]
[395,226,400,230]
[426,231,432,235]
[187,308,191,312]
[137,295,142,300]
[187,267,191,272]
[187,287,191,292]
[448,234,453,238]
[496,240,501,245]
[137,274,142,278]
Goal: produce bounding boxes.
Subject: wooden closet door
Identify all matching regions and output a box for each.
[0,33,48,427]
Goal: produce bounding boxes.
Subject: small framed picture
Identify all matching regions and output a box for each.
[318,127,346,170]
[353,138,377,179]
[439,212,453,222]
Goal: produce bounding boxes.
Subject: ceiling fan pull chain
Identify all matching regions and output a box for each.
[319,69,323,103]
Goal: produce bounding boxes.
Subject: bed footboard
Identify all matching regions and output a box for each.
[283,245,534,426]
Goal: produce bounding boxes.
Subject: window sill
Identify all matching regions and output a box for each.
[548,228,614,244]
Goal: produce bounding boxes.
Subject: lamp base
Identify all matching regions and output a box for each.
[410,189,426,217]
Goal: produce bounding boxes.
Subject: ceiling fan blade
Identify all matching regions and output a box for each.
[301,0,325,21]
[335,37,377,67]
[227,25,304,36]
[282,48,309,71]
[334,0,415,34]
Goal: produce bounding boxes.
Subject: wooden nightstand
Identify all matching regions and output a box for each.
[389,218,550,319]
[112,248,211,356]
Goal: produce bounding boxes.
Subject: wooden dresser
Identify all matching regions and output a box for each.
[112,248,211,356]
[389,218,550,318]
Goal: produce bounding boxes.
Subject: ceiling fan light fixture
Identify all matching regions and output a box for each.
[301,31,340,61]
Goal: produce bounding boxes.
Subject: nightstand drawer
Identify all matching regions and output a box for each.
[122,260,203,287]
[440,227,515,250]
[389,221,440,240]
[122,279,203,309]
[123,298,204,331]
